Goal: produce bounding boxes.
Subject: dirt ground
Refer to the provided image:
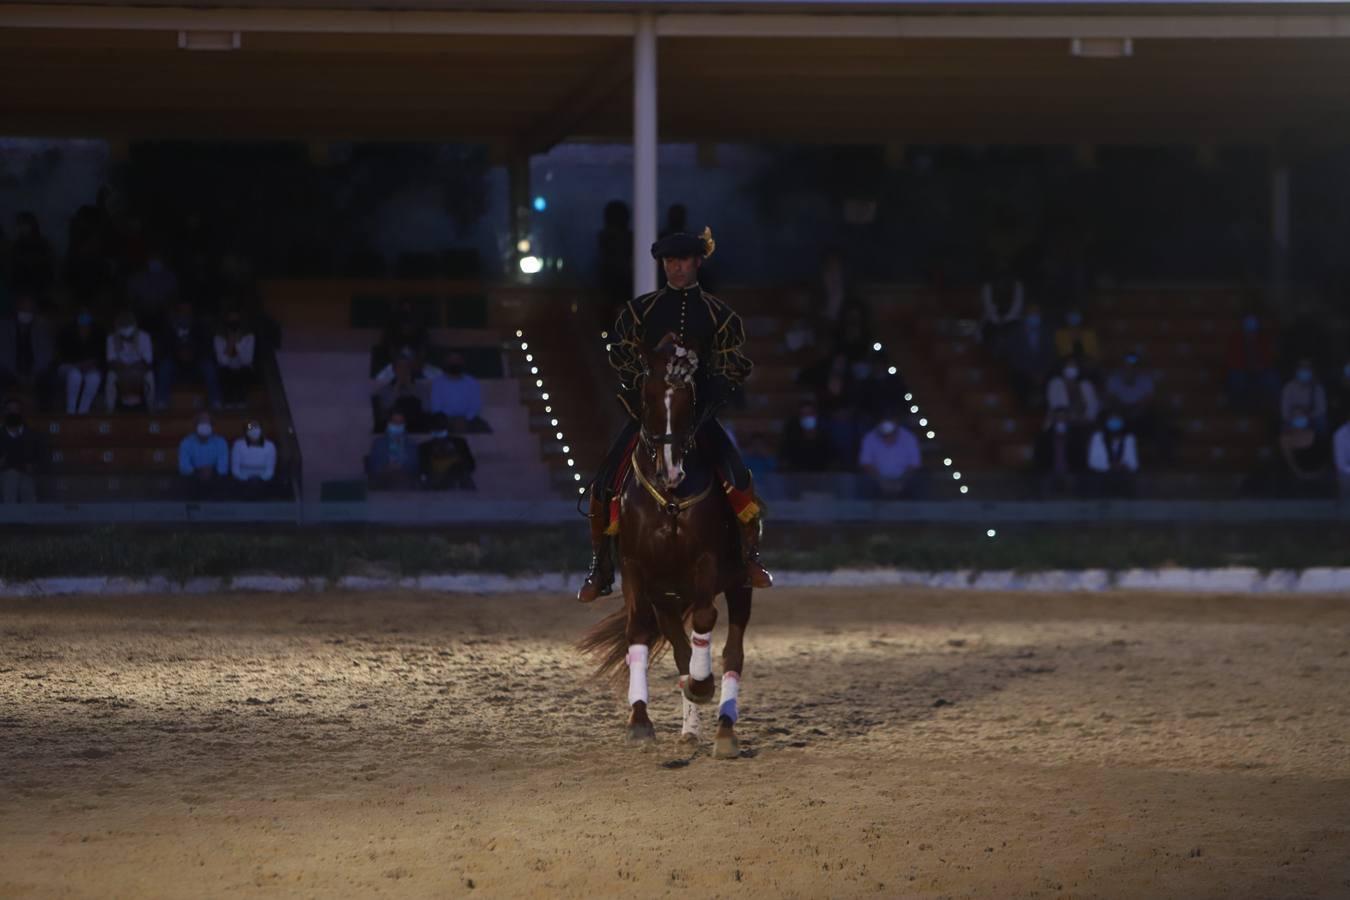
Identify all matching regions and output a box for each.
[1,587,1349,899]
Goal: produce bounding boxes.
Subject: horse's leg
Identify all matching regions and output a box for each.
[623,566,657,746]
[653,601,700,745]
[681,592,718,706]
[714,583,753,760]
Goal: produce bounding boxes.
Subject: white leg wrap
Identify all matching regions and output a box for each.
[718,671,741,723]
[681,691,702,739]
[626,644,649,706]
[689,630,713,680]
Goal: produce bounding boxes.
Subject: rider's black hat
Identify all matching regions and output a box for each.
[651,227,715,260]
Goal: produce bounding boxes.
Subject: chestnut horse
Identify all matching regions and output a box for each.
[579,334,752,759]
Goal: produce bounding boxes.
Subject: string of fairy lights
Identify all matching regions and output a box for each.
[513,328,586,495]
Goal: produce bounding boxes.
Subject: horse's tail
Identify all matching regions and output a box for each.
[577,604,673,682]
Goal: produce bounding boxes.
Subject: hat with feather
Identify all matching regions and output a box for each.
[651,226,716,260]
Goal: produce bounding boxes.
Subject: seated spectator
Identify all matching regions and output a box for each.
[1004,304,1056,407]
[858,415,925,499]
[0,294,55,392]
[156,301,221,411]
[1278,405,1330,488]
[419,413,476,491]
[1054,309,1101,369]
[0,398,42,503]
[1105,351,1155,421]
[1225,312,1280,411]
[372,349,441,432]
[56,306,105,415]
[1281,358,1328,434]
[1086,411,1139,498]
[1045,358,1099,433]
[178,411,229,500]
[366,410,419,489]
[372,299,430,377]
[1334,418,1350,499]
[231,419,277,500]
[741,432,778,485]
[127,247,179,338]
[1033,407,1086,497]
[214,310,256,409]
[778,402,833,472]
[105,310,155,411]
[11,211,55,300]
[429,352,490,433]
[979,270,1024,350]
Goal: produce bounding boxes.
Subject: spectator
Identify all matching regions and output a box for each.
[56,306,105,415]
[979,270,1025,349]
[1045,358,1099,432]
[231,419,277,500]
[812,246,851,332]
[1105,351,1155,421]
[419,413,476,491]
[1225,311,1280,411]
[1054,309,1101,368]
[858,415,924,499]
[0,398,42,503]
[1334,418,1350,499]
[1281,358,1328,434]
[778,402,833,472]
[11,212,55,300]
[429,352,490,433]
[1086,411,1139,498]
[178,411,229,500]
[366,410,419,489]
[1004,304,1057,406]
[0,295,55,391]
[741,432,778,486]
[214,310,256,409]
[126,247,179,337]
[372,299,430,377]
[156,301,221,411]
[372,348,440,432]
[1033,407,1086,497]
[105,310,155,411]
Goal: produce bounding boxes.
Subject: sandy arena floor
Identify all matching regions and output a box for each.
[1,587,1349,899]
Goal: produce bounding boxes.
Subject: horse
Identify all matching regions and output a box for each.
[579,333,753,760]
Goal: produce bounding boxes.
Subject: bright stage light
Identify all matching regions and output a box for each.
[519,256,543,275]
[872,342,883,352]
[515,330,523,338]
[516,239,531,254]
[960,485,969,494]
[986,528,997,538]
[926,431,935,439]
[533,196,548,212]
[953,472,962,480]
[910,405,919,414]
[944,458,952,466]
[888,366,897,375]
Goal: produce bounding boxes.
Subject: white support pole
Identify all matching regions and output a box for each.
[632,11,658,297]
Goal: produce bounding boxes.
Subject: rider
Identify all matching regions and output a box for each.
[577,227,773,603]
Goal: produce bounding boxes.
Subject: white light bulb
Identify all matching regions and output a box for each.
[986,529,997,538]
[919,418,927,427]
[525,354,533,362]
[516,239,531,254]
[872,342,882,352]
[904,393,913,402]
[544,406,552,413]
[550,418,558,426]
[520,342,529,351]
[573,473,582,481]
[888,366,897,375]
[926,431,935,439]
[518,256,543,275]
[910,405,919,414]
[535,379,543,388]
[541,393,549,400]
[953,472,962,480]
[567,459,575,466]
[515,330,523,338]
[960,485,969,494]
[530,367,538,374]
[563,445,570,453]
[555,432,563,440]
[944,458,952,466]
[578,487,586,494]
[601,331,609,339]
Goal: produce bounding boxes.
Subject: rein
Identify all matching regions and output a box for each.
[630,449,713,517]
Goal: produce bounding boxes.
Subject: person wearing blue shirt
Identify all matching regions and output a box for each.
[179,411,229,500]
[366,410,420,490]
[429,352,490,433]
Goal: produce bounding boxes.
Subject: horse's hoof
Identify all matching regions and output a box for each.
[713,733,740,760]
[682,675,716,706]
[678,730,700,747]
[626,722,656,746]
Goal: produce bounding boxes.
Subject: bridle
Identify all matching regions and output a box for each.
[637,346,698,464]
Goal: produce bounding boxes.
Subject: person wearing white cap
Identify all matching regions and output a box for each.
[858,414,923,499]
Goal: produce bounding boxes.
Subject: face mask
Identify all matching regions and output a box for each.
[387,423,406,436]
[1063,366,1079,381]
[1054,421,1069,435]
[77,313,93,327]
[119,326,137,338]
[1297,368,1314,384]
[246,427,262,442]
[1106,417,1124,432]
[431,430,449,440]
[1243,315,1259,333]
[1292,415,1310,430]
[16,311,33,325]
[4,413,20,430]
[1066,312,1083,327]
[878,421,898,436]
[196,423,213,438]
[800,415,817,431]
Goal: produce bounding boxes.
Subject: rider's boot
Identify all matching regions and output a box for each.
[739,515,773,589]
[577,491,615,603]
